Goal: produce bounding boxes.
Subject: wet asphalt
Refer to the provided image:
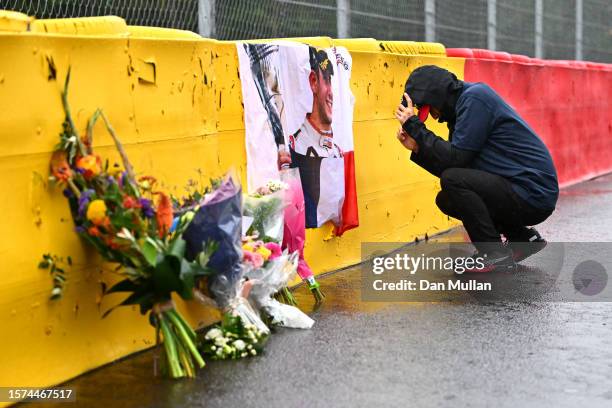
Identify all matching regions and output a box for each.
[24,174,612,408]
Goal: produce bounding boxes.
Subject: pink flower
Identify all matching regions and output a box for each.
[264,242,282,260]
[243,250,264,268]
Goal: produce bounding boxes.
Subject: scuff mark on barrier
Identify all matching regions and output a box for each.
[127,54,134,76]
[136,59,156,85]
[45,55,57,81]
[198,56,204,79]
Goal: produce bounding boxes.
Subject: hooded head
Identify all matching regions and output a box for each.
[404,65,463,125]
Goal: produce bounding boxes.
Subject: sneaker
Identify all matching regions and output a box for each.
[506,228,547,262]
[461,248,517,274]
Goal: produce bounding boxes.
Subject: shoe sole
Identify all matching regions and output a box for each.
[512,240,547,263]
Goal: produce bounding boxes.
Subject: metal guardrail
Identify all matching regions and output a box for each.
[2,0,611,62]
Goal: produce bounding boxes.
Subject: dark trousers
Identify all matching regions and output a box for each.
[436,168,552,251]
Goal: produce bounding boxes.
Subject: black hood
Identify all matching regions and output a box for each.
[404,65,463,126]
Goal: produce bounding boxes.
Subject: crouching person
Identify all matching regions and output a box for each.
[395,65,558,272]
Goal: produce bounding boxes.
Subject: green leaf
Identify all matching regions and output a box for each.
[142,239,158,267]
[152,255,182,296]
[177,259,196,300]
[110,210,139,232]
[106,279,140,294]
[139,298,155,315]
[102,290,154,318]
[168,236,186,258]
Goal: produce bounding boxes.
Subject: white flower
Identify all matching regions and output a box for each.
[216,348,223,357]
[214,336,228,347]
[241,352,247,358]
[205,328,223,340]
[247,344,253,350]
[250,349,257,356]
[266,180,287,192]
[223,345,232,354]
[211,345,216,351]
[116,227,135,241]
[233,340,246,351]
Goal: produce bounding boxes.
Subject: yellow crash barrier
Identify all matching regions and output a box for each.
[0,14,461,396]
[0,10,32,32]
[30,16,128,36]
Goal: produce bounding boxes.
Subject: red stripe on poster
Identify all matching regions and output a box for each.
[336,150,359,235]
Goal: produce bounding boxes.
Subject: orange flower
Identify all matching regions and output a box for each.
[104,236,122,250]
[88,226,101,237]
[122,196,140,209]
[76,155,102,180]
[50,150,72,182]
[155,192,173,238]
[99,216,112,231]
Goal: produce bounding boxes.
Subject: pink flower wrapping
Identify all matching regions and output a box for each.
[281,169,314,280]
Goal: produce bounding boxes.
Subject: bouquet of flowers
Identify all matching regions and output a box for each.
[181,174,269,335]
[280,168,325,302]
[246,250,314,329]
[50,70,211,378]
[200,314,268,360]
[243,180,287,242]
[243,180,298,305]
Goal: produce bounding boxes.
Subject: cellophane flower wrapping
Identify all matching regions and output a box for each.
[243,183,287,243]
[182,174,269,334]
[280,168,314,281]
[183,175,243,307]
[247,251,314,329]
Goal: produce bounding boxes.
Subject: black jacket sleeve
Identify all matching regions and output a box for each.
[402,116,475,178]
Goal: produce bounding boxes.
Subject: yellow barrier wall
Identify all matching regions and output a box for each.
[0,18,462,393]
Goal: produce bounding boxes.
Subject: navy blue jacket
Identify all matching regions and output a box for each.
[403,81,559,211]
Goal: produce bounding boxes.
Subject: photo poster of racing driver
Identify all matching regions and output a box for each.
[237,42,358,235]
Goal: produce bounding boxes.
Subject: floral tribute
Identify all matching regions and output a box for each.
[46,69,321,380]
[49,70,212,378]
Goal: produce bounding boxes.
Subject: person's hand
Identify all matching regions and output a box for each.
[278,148,292,169]
[396,127,419,152]
[395,92,415,125]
